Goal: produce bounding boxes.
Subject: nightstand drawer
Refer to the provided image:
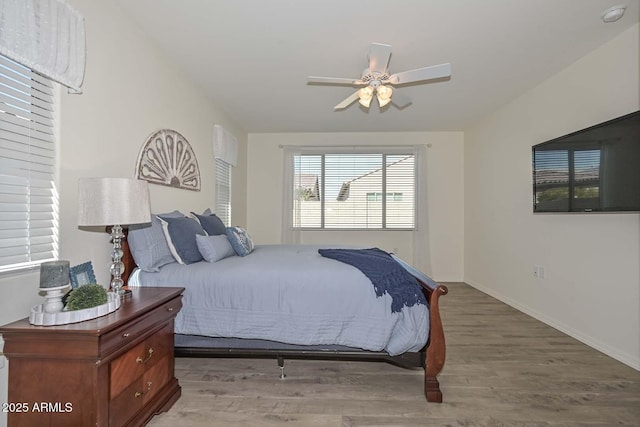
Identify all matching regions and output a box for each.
[101,295,182,356]
[110,322,173,399]
[109,354,172,426]
[142,354,172,405]
[109,377,144,427]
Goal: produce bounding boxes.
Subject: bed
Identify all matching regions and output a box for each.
[119,215,448,403]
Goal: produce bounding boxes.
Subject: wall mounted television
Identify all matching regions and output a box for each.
[532,110,640,213]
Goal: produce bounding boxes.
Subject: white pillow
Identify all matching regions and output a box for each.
[196,234,236,263]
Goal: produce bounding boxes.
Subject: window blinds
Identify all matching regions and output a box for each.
[215,158,231,226]
[293,151,415,229]
[0,55,58,272]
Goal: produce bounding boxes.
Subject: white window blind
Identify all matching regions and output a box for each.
[215,158,231,226]
[0,55,58,272]
[292,150,416,229]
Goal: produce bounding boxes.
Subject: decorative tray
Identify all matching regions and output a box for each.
[29,292,121,326]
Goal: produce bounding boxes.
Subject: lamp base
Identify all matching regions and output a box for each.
[110,287,132,299]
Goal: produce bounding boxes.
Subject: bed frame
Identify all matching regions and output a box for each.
[118,231,448,402]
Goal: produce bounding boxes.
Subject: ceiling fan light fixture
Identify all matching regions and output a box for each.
[358,86,374,98]
[378,96,391,107]
[377,85,393,107]
[358,96,372,108]
[358,86,374,107]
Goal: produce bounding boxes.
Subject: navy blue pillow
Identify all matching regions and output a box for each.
[157,215,206,264]
[191,212,227,236]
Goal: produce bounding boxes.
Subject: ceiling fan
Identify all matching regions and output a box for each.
[308,43,451,110]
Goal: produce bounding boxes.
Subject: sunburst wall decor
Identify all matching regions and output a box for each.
[135,129,201,191]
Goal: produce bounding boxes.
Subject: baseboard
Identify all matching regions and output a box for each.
[464,279,640,371]
[433,276,464,284]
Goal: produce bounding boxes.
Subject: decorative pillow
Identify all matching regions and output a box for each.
[196,234,236,263]
[225,226,255,257]
[157,215,206,264]
[127,210,184,272]
[191,211,226,236]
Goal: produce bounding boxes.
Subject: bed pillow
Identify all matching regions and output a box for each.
[226,226,255,257]
[127,210,184,272]
[157,215,206,264]
[196,234,236,263]
[191,211,226,236]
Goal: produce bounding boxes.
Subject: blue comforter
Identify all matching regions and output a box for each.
[134,244,429,355]
[318,248,427,313]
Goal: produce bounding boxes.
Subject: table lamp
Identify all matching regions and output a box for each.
[77,178,151,297]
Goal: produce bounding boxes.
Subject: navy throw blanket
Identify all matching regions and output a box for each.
[318,248,427,313]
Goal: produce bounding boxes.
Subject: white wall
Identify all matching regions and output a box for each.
[464,24,640,369]
[247,132,464,282]
[0,1,247,424]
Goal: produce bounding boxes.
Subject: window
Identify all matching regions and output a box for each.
[0,55,58,272]
[291,150,415,229]
[215,158,231,226]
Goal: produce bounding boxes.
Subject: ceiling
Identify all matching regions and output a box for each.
[114,0,639,133]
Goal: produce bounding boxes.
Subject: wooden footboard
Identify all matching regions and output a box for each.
[423,282,448,402]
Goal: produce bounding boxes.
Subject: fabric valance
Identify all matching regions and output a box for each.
[213,124,238,167]
[0,0,86,92]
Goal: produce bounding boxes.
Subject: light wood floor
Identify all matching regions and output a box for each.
[148,283,640,426]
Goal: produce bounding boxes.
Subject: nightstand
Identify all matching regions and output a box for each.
[0,287,184,427]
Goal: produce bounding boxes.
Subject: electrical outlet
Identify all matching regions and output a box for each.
[539,266,545,279]
[533,266,539,278]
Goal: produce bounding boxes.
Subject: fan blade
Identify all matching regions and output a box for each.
[308,76,364,85]
[334,91,361,110]
[390,91,412,108]
[387,63,451,85]
[368,43,392,75]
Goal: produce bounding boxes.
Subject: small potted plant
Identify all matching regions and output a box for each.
[65,284,108,311]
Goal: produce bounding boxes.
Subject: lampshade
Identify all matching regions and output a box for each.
[78,178,151,226]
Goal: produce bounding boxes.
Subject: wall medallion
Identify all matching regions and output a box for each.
[135,129,201,191]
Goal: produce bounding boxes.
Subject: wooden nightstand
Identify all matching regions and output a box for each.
[0,287,184,427]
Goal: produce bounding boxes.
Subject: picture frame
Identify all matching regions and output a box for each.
[70,262,97,289]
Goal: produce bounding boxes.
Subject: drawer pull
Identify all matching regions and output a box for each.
[122,332,130,338]
[136,347,154,364]
[167,307,174,312]
[134,381,153,398]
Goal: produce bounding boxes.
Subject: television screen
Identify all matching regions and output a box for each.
[532,111,640,213]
